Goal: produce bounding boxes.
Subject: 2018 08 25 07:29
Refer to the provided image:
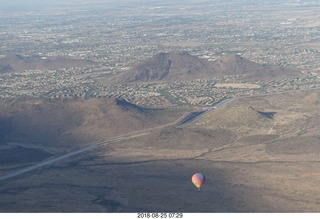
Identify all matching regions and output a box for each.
[137,213,183,218]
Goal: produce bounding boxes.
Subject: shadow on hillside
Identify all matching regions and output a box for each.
[0,107,87,168]
[0,154,279,212]
[0,98,86,148]
[259,111,277,119]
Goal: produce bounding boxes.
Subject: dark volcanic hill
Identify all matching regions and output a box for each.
[0,54,97,73]
[111,51,301,83]
[212,53,301,80]
[116,51,211,82]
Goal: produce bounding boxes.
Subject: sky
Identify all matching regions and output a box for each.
[0,0,154,12]
[1,0,318,13]
[0,0,104,12]
[0,0,64,11]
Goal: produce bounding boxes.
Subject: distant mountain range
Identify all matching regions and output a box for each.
[0,54,97,73]
[111,51,301,83]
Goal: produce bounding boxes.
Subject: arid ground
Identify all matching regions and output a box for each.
[1,89,320,212]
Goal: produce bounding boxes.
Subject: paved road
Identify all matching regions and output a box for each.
[0,145,95,182]
[2,88,319,183]
[0,98,233,183]
[0,113,187,183]
[177,97,232,128]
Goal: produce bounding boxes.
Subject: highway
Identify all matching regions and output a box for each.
[0,97,233,183]
[2,87,320,184]
[0,145,95,182]
[177,97,232,128]
[0,112,186,183]
[0,131,151,183]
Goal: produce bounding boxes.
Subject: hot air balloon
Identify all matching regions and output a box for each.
[192,172,205,191]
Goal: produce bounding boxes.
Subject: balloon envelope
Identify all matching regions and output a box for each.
[192,173,205,190]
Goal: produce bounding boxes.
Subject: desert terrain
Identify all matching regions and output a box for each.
[1,89,320,212]
[1,0,320,214]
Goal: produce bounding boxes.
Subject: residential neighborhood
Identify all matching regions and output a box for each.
[1,0,320,107]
